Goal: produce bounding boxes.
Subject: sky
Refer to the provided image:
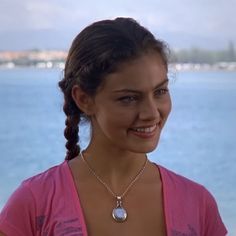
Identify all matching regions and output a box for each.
[0,0,236,50]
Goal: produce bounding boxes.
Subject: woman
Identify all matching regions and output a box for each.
[0,17,227,236]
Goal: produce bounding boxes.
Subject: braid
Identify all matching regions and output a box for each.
[64,109,80,161]
[59,79,81,160]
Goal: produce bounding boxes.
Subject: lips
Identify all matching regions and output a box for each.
[131,124,157,133]
[129,124,159,138]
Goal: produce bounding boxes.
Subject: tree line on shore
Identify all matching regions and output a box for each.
[171,41,236,64]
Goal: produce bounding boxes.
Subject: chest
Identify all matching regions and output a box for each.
[77,180,166,236]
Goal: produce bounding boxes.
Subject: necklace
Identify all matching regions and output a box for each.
[80,151,148,223]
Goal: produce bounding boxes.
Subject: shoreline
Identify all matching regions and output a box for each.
[0,62,236,72]
[0,50,236,71]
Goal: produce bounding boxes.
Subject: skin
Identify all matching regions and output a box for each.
[69,52,172,235]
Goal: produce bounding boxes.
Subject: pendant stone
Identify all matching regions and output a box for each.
[112,196,127,222]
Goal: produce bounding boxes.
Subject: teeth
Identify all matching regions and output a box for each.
[133,125,156,133]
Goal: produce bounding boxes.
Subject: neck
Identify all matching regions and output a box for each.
[80,146,147,194]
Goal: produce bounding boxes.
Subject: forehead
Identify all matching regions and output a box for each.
[100,53,167,92]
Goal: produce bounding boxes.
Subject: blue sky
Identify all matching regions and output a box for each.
[0,0,235,50]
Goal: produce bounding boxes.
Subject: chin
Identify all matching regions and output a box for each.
[129,140,160,154]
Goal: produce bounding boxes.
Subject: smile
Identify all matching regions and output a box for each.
[131,125,157,133]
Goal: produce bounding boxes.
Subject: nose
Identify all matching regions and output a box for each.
[138,97,160,121]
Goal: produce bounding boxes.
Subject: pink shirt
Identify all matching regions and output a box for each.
[0,161,227,236]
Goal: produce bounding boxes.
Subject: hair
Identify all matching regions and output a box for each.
[58,17,169,160]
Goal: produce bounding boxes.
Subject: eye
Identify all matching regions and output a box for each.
[155,88,169,96]
[118,95,138,104]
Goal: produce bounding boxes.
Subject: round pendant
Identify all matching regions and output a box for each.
[112,206,127,222]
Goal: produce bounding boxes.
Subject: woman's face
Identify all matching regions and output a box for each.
[89,53,172,153]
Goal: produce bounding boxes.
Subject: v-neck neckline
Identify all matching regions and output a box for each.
[63,160,170,236]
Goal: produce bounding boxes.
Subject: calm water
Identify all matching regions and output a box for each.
[0,68,235,235]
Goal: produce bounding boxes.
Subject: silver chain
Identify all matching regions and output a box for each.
[80,151,148,199]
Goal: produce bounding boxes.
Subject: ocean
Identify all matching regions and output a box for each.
[0,68,235,235]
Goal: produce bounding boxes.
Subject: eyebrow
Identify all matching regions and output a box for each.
[112,78,169,93]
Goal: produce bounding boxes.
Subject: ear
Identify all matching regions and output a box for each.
[71,85,95,115]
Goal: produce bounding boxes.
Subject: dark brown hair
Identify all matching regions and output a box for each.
[58,17,169,160]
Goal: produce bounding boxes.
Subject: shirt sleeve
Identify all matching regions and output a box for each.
[0,182,36,236]
[202,187,227,236]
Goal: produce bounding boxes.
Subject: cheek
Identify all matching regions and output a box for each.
[99,108,137,135]
[167,96,172,115]
[96,108,132,127]
[160,96,172,118]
